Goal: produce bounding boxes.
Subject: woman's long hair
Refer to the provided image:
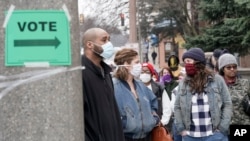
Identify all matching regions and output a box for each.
[113,48,138,80]
[184,62,214,94]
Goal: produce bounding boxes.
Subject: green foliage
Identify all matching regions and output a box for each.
[137,1,154,38]
[138,0,205,47]
[185,0,250,56]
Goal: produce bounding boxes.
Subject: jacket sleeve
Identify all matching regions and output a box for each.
[216,75,232,134]
[174,82,185,134]
[145,87,160,125]
[170,86,179,112]
[148,88,158,114]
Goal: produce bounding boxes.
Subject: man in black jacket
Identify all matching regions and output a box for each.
[151,51,157,64]
[82,28,125,141]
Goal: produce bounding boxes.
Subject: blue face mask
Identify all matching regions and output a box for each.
[100,42,115,59]
[92,41,115,59]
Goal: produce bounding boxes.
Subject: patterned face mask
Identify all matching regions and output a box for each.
[185,63,197,76]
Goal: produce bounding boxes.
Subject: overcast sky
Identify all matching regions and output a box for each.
[78,0,129,28]
[78,0,128,17]
[78,0,92,16]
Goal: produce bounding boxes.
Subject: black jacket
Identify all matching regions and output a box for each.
[150,80,164,118]
[82,55,125,141]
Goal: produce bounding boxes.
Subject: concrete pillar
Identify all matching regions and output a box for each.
[0,1,83,141]
[129,0,137,43]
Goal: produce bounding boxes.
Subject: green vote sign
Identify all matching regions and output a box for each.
[5,10,71,66]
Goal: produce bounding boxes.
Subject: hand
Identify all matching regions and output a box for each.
[215,129,220,132]
[156,121,162,126]
[153,116,160,126]
[152,113,160,126]
[181,130,187,136]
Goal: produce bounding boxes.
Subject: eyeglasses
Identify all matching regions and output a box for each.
[141,70,151,74]
[225,65,237,70]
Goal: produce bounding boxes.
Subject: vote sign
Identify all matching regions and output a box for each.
[5,10,71,66]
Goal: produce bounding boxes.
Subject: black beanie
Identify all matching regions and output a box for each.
[213,49,222,59]
[182,48,206,64]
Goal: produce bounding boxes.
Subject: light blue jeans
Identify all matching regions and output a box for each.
[172,121,182,141]
[182,131,228,141]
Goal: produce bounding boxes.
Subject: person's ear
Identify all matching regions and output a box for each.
[123,62,130,69]
[86,41,93,49]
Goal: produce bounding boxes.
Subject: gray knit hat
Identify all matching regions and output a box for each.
[182,48,206,64]
[218,53,237,71]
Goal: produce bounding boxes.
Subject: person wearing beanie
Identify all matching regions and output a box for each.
[206,49,222,72]
[139,63,172,133]
[218,53,250,128]
[205,48,230,73]
[221,49,229,55]
[218,53,238,73]
[213,49,222,59]
[181,48,208,77]
[182,48,206,65]
[175,47,232,141]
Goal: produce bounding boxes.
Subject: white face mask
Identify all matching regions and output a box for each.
[139,73,151,83]
[130,63,142,77]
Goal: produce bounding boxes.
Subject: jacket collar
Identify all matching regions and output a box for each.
[82,55,112,78]
[120,79,137,91]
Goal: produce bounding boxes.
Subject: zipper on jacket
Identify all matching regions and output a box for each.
[136,97,144,138]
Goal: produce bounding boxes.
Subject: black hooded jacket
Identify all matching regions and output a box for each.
[82,55,125,141]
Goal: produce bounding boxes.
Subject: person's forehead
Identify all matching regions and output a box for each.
[163,69,169,72]
[225,64,237,66]
[96,30,109,39]
[184,58,194,61]
[133,55,139,60]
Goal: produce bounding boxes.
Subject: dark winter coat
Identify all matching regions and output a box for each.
[82,55,125,141]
